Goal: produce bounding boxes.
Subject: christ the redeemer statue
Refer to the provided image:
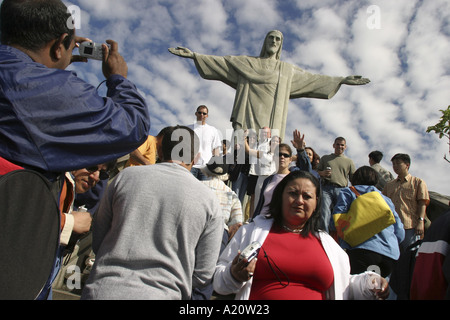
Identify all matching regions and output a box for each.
[169,30,369,141]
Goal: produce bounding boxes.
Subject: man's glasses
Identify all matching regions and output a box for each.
[86,166,110,180]
[197,112,208,115]
[278,152,291,158]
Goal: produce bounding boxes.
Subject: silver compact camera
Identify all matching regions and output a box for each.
[239,241,261,263]
[79,41,108,60]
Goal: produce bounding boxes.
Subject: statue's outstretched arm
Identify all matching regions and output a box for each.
[168,46,194,59]
[341,75,370,86]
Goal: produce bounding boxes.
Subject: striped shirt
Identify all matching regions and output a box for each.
[202,178,243,230]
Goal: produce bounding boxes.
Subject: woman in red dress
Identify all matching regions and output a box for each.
[213,170,390,300]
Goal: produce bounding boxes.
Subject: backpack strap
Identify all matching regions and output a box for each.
[349,186,361,197]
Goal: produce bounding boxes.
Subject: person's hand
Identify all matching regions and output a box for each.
[291,129,305,150]
[415,220,425,237]
[102,39,128,79]
[230,252,257,283]
[319,168,332,178]
[72,211,92,234]
[341,75,370,85]
[370,276,390,300]
[70,36,92,64]
[168,46,194,59]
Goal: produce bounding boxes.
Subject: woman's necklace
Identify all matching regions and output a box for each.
[282,225,303,233]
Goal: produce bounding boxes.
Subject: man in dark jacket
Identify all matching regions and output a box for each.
[0,0,150,299]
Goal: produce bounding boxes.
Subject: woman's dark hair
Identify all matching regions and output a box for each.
[275,143,292,156]
[1,0,74,50]
[268,170,321,237]
[350,166,379,186]
[305,146,320,170]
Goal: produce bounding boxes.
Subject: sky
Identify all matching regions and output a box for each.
[62,0,449,196]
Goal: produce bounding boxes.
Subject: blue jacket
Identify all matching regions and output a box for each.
[0,45,150,173]
[291,149,320,180]
[331,185,405,260]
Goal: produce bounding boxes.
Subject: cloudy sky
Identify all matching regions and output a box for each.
[63,0,449,196]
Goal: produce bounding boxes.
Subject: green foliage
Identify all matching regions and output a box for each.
[427,105,450,139]
[427,105,450,163]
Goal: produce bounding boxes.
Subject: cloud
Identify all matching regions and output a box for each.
[65,0,450,195]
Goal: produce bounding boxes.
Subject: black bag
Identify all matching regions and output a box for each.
[0,170,60,299]
[389,239,422,300]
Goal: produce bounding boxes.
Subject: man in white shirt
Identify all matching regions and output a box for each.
[189,105,222,180]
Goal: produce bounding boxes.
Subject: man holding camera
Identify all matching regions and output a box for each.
[0,0,150,174]
[0,0,150,299]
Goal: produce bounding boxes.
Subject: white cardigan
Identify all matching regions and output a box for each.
[213,215,379,300]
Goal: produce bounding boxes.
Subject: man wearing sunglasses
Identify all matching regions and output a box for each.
[75,165,110,193]
[188,105,222,180]
[54,162,113,296]
[60,165,108,247]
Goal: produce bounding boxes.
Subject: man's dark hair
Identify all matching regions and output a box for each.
[391,153,411,165]
[161,125,200,164]
[369,150,383,163]
[334,136,346,144]
[196,105,208,113]
[0,0,74,50]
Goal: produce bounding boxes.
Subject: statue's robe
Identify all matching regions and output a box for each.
[194,54,344,140]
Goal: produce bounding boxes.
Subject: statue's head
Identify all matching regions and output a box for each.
[260,30,283,60]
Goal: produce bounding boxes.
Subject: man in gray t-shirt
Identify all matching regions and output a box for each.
[81,126,223,300]
[318,137,356,233]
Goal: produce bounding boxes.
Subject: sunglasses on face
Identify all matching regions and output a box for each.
[86,166,110,180]
[197,112,208,115]
[278,152,291,158]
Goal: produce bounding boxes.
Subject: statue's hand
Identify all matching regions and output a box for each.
[168,46,194,58]
[342,75,370,85]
